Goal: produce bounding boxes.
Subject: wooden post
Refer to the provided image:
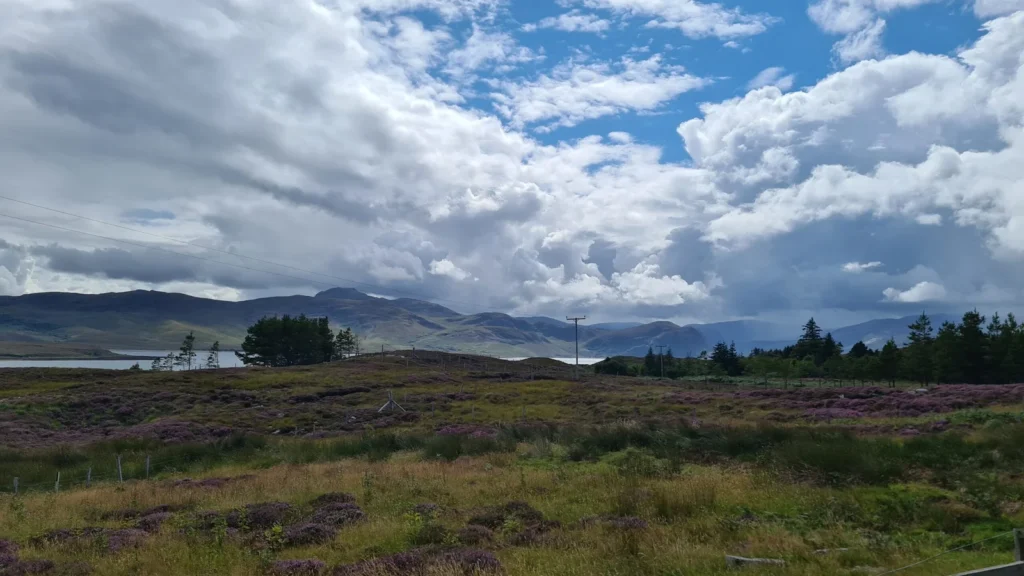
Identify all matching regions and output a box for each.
[87,468,92,488]
[117,455,123,483]
[146,455,151,479]
[55,471,60,493]
[1015,529,1022,562]
[13,477,18,495]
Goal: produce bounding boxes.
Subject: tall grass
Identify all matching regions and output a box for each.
[9,422,1024,494]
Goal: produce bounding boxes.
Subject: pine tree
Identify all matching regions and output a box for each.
[999,314,1021,384]
[336,328,357,358]
[906,313,934,385]
[237,315,337,367]
[849,341,870,359]
[959,310,988,384]
[178,331,197,370]
[795,318,824,363]
[820,333,841,365]
[880,339,900,388]
[206,341,220,370]
[933,322,960,384]
[644,347,658,376]
[317,317,336,363]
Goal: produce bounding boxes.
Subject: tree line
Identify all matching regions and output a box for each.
[150,315,362,370]
[234,315,360,368]
[150,332,221,371]
[596,312,1024,386]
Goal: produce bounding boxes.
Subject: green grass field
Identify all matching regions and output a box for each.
[2,353,1024,575]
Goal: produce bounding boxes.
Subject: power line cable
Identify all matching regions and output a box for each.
[0,195,491,312]
[875,531,1015,575]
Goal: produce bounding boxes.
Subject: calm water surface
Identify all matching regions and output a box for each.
[0,352,602,370]
[0,350,243,370]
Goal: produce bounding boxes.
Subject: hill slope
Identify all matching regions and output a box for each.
[0,289,669,357]
[3,287,958,357]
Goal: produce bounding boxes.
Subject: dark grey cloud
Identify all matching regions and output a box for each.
[30,244,312,290]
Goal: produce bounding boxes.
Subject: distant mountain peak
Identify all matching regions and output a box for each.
[314,288,377,301]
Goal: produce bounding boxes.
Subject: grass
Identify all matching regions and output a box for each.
[3,354,1024,574]
[2,453,1020,575]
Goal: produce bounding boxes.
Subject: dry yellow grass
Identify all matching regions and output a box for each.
[1,451,1015,576]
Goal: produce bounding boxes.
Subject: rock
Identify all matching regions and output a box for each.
[726,555,785,568]
[814,548,850,555]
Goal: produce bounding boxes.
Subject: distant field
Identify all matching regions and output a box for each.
[2,352,1024,575]
[0,342,156,361]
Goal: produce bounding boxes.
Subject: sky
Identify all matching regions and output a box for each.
[0,0,1022,327]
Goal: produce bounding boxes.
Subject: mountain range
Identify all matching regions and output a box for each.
[0,287,952,358]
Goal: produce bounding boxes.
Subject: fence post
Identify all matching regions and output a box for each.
[146,455,151,479]
[13,477,18,495]
[117,455,123,483]
[55,471,60,493]
[87,468,92,488]
[1015,528,1022,562]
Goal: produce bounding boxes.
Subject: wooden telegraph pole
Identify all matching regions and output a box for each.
[566,316,587,380]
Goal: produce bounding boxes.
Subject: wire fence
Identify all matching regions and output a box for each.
[0,351,593,496]
[875,530,1019,576]
[0,452,240,495]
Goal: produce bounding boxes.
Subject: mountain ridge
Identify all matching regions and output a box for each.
[0,288,968,357]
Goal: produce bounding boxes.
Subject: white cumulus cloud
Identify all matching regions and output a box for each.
[574,0,778,38]
[429,259,473,281]
[843,261,883,273]
[523,10,611,33]
[747,67,796,91]
[494,55,709,131]
[808,0,939,63]
[883,281,947,303]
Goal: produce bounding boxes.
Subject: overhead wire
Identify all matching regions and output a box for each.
[874,531,1016,575]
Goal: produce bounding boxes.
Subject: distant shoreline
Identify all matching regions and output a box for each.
[0,343,160,362]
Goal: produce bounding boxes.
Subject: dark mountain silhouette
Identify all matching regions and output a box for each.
[584,321,707,358]
[590,322,643,331]
[829,314,960,349]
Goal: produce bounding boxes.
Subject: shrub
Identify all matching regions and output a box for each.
[270,559,326,576]
[457,525,494,546]
[3,559,56,575]
[105,529,148,553]
[467,501,544,530]
[282,524,336,547]
[309,493,355,508]
[411,503,440,518]
[0,539,18,556]
[308,503,365,527]
[435,549,502,574]
[227,502,292,531]
[604,448,674,478]
[136,513,173,533]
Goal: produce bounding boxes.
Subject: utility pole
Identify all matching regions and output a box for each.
[656,345,666,379]
[566,316,587,380]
